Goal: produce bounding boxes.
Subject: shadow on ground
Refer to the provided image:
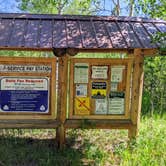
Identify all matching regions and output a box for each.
[0,135,87,166]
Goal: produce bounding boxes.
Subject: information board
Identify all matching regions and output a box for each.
[0,57,56,119]
[69,58,132,119]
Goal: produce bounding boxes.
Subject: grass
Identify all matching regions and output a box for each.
[0,115,165,166]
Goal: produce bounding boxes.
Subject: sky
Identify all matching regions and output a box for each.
[0,0,137,16]
[0,0,21,13]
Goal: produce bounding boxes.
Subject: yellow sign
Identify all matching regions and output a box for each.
[75,97,90,115]
[92,89,106,97]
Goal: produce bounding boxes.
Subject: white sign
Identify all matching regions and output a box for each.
[111,66,125,82]
[0,77,48,90]
[95,99,107,114]
[92,66,108,79]
[76,84,87,97]
[0,65,51,73]
[108,98,124,114]
[74,63,89,83]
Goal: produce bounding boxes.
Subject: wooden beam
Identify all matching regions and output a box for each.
[129,49,144,139]
[65,119,133,129]
[0,120,59,129]
[56,56,68,149]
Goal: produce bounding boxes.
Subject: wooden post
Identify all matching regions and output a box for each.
[56,56,68,149]
[129,49,144,140]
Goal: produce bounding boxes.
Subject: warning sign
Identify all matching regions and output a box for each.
[91,82,107,99]
[95,99,107,114]
[75,97,90,115]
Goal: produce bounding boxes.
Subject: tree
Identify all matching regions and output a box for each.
[18,0,100,15]
[137,0,166,20]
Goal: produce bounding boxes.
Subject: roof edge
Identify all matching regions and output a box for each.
[0,13,166,23]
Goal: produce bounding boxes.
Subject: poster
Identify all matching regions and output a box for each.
[75,97,90,115]
[108,92,125,114]
[111,66,125,82]
[91,82,107,99]
[74,63,89,83]
[92,66,108,79]
[0,77,49,113]
[95,99,107,114]
[76,84,87,97]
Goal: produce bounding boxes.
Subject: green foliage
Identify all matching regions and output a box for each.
[143,56,166,116]
[119,116,166,166]
[0,116,165,165]
[137,0,166,20]
[18,0,100,14]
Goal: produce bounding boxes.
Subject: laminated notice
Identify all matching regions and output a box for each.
[75,97,90,115]
[76,84,87,97]
[108,91,125,114]
[91,82,107,99]
[95,99,107,114]
[74,63,89,83]
[111,66,125,82]
[92,66,108,79]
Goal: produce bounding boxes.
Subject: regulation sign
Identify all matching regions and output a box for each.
[75,97,90,115]
[0,77,49,113]
[91,82,107,99]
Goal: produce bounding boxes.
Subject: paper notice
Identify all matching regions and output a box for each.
[111,66,125,82]
[95,99,107,114]
[92,66,108,79]
[76,84,87,97]
[74,63,89,83]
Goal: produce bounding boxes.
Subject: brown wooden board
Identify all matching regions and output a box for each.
[0,57,56,120]
[69,58,133,120]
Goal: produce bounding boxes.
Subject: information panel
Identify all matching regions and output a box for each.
[0,57,56,119]
[0,77,49,113]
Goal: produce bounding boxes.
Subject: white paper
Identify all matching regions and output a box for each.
[74,63,89,83]
[92,66,108,79]
[76,84,87,97]
[108,98,125,114]
[111,82,118,91]
[111,66,125,82]
[95,99,107,114]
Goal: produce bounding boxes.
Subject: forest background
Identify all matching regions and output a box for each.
[0,1,165,166]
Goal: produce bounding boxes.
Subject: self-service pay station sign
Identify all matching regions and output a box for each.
[0,57,56,119]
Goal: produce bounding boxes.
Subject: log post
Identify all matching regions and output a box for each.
[129,49,144,140]
[56,55,68,149]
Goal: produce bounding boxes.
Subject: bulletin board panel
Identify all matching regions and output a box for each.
[69,58,133,120]
[0,57,56,120]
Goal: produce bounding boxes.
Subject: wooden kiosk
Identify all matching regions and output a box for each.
[0,13,165,148]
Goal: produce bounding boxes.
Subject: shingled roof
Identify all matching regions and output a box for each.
[0,13,166,52]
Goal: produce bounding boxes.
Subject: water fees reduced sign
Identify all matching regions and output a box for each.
[0,77,49,113]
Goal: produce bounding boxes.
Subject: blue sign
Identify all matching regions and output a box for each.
[0,77,49,113]
[0,90,48,112]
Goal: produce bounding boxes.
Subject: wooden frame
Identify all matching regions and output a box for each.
[68,58,133,120]
[0,56,56,120]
